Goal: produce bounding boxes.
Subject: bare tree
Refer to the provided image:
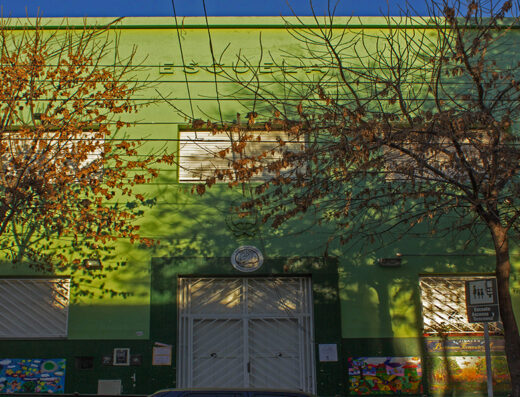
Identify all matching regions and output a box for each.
[191,0,520,393]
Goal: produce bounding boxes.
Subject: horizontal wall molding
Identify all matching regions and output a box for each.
[3,16,520,30]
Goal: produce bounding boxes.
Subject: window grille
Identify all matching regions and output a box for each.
[384,132,488,182]
[178,130,304,183]
[419,275,503,334]
[0,278,70,338]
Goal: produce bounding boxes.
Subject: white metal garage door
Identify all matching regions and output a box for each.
[177,277,315,393]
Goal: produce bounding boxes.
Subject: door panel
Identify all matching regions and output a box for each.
[248,318,301,389]
[192,319,244,387]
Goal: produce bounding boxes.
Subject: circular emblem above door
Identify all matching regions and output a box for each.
[231,246,264,272]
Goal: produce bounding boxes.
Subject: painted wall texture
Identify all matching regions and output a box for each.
[0,16,519,396]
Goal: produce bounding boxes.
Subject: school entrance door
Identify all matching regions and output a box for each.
[177,277,315,393]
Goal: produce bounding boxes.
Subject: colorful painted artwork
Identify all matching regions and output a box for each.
[348,357,422,394]
[429,355,511,395]
[426,337,505,353]
[0,359,66,393]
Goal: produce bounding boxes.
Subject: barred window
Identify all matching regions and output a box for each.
[178,130,304,183]
[0,278,70,339]
[419,275,502,335]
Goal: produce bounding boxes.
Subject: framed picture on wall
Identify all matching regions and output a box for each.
[113,348,130,366]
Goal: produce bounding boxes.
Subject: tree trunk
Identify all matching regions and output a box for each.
[489,222,520,397]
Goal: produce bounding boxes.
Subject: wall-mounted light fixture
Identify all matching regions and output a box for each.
[83,258,102,270]
[377,256,402,267]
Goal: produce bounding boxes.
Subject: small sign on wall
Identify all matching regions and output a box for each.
[98,379,121,395]
[113,348,130,366]
[318,344,338,362]
[465,278,500,323]
[152,343,172,366]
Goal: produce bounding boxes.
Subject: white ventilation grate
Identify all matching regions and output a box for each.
[0,278,70,338]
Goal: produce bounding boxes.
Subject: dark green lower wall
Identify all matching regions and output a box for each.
[343,337,423,357]
[0,340,173,394]
[0,337,510,396]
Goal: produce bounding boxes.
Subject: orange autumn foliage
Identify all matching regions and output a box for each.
[0,18,173,272]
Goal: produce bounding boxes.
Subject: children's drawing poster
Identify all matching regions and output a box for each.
[429,355,511,395]
[348,357,422,394]
[0,358,66,393]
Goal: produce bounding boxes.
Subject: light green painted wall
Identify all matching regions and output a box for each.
[2,16,519,343]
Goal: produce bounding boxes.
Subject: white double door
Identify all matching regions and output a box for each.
[177,277,315,393]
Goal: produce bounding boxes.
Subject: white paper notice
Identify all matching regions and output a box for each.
[318,344,338,362]
[152,345,172,366]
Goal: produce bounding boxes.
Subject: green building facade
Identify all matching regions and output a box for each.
[0,16,519,397]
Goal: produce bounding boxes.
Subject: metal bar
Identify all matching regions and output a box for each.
[243,279,250,387]
[298,278,305,389]
[484,323,494,397]
[177,278,183,386]
[306,278,316,394]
